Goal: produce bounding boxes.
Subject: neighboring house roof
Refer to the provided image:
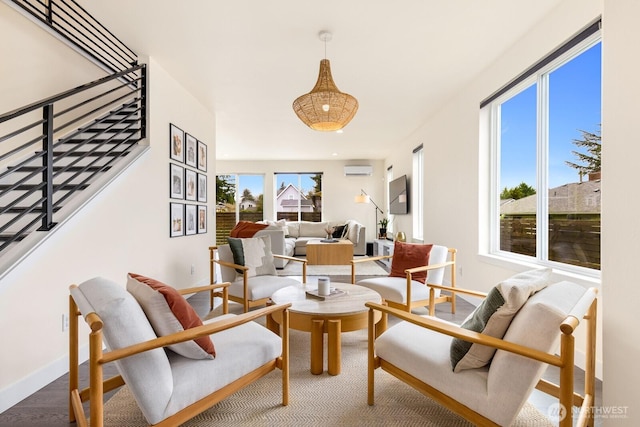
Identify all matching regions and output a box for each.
[501,180,601,215]
[277,183,308,199]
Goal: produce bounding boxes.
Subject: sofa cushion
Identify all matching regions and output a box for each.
[285,221,300,238]
[258,219,290,236]
[127,273,216,359]
[228,235,277,277]
[389,242,433,284]
[299,221,329,237]
[450,268,552,372]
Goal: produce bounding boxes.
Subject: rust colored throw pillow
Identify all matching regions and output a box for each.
[388,242,433,284]
[229,220,269,238]
[126,273,216,359]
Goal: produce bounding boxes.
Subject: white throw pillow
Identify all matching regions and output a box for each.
[227,235,277,278]
[450,268,552,372]
[126,273,215,359]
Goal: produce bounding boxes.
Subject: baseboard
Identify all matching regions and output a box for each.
[0,343,89,414]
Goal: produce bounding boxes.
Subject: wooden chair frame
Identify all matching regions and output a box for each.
[209,245,307,313]
[69,282,291,427]
[366,284,598,427]
[351,247,457,315]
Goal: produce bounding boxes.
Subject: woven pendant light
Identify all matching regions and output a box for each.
[292,31,358,131]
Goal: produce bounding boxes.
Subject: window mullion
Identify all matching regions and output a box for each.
[537,75,549,262]
[234,173,240,224]
[490,104,501,253]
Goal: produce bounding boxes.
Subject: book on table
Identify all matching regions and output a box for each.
[305,288,346,300]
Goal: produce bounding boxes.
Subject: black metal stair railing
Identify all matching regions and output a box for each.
[0,63,147,254]
[6,0,137,76]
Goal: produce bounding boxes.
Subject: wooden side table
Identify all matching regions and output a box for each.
[268,282,382,376]
[306,239,354,265]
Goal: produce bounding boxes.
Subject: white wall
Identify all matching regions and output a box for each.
[602,0,640,421]
[217,159,384,242]
[0,3,106,112]
[385,0,606,378]
[0,6,216,410]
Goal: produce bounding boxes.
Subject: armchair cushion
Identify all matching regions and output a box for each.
[389,242,433,284]
[228,235,277,277]
[450,268,552,372]
[127,273,216,359]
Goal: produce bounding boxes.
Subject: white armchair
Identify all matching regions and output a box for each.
[69,277,290,427]
[210,242,307,312]
[366,275,598,427]
[352,243,457,315]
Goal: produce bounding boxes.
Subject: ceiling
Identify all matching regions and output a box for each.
[80,0,563,161]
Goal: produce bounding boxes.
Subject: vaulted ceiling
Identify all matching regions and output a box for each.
[81,0,563,161]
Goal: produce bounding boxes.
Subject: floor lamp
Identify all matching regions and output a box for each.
[355,189,383,238]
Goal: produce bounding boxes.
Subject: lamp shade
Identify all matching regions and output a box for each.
[354,194,370,204]
[293,59,358,131]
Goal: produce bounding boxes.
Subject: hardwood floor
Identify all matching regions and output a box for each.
[0,272,602,426]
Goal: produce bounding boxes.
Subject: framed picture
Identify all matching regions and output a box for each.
[169,124,184,163]
[197,140,207,172]
[170,203,184,237]
[185,204,197,235]
[185,133,197,168]
[185,169,197,201]
[197,205,207,234]
[197,173,207,202]
[170,163,184,199]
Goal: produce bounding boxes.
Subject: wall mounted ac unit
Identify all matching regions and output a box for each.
[344,165,373,176]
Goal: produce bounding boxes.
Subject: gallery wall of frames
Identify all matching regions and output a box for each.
[169,123,208,237]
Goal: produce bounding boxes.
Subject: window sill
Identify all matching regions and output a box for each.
[477,253,601,287]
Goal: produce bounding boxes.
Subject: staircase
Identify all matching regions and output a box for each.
[0,0,147,275]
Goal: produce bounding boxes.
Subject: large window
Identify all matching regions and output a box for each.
[215,174,264,244]
[412,145,424,242]
[274,173,322,222]
[486,23,601,273]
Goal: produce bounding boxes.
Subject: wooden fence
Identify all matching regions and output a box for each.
[500,215,600,269]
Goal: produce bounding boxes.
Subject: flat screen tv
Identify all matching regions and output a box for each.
[389,175,408,214]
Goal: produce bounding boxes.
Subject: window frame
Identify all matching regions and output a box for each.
[386,166,394,236]
[412,144,424,242]
[273,172,323,222]
[485,26,601,279]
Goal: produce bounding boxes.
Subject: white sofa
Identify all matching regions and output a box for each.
[256,220,366,268]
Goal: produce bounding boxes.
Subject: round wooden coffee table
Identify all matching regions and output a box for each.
[268,282,382,376]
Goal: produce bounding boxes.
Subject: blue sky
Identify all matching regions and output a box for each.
[500,41,601,190]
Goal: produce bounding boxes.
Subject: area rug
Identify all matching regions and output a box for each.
[103,322,553,426]
[277,259,388,277]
